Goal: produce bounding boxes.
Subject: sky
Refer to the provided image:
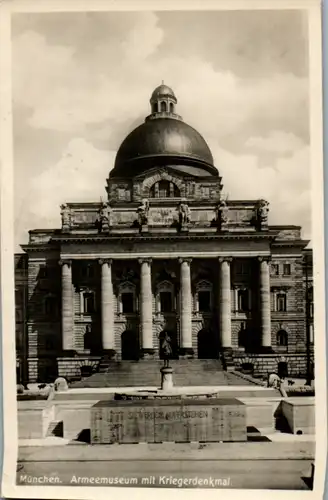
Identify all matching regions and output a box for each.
[12,9,311,250]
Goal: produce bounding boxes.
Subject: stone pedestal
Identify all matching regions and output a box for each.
[160,366,174,391]
[91,398,247,444]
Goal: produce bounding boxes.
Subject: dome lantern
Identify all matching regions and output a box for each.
[149,82,180,118]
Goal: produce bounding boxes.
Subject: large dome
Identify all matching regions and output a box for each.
[111,85,217,178]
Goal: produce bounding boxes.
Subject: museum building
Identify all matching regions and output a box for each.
[15,84,314,384]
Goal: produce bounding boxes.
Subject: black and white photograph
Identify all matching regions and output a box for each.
[0,0,326,498]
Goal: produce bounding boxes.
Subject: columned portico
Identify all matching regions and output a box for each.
[179,258,193,354]
[219,257,232,348]
[59,259,74,350]
[259,257,271,348]
[139,258,154,355]
[99,259,115,353]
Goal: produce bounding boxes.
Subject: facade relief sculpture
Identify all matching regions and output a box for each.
[217,200,229,229]
[257,199,269,229]
[98,202,112,232]
[137,199,150,226]
[178,200,191,226]
[60,204,72,231]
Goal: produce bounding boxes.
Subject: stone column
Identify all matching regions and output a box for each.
[139,258,154,356]
[179,258,193,355]
[259,257,271,348]
[60,259,74,350]
[219,258,232,348]
[99,259,115,354]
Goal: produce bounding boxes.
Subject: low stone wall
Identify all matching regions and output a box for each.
[18,401,54,439]
[281,398,315,434]
[233,353,313,378]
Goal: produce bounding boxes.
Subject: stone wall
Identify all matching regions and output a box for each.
[233,352,314,378]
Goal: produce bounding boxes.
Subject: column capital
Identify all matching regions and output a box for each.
[138,257,152,265]
[258,256,271,263]
[178,257,192,265]
[218,256,232,263]
[99,258,112,266]
[59,259,72,267]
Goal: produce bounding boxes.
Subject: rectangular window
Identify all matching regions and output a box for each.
[309,324,314,343]
[198,291,211,312]
[84,292,96,314]
[81,265,94,279]
[283,263,291,275]
[235,262,249,275]
[276,293,287,312]
[309,302,314,318]
[39,266,48,278]
[160,291,173,313]
[45,296,57,316]
[122,292,134,313]
[272,264,279,276]
[238,289,250,312]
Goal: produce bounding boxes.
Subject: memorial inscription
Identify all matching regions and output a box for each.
[91,398,247,444]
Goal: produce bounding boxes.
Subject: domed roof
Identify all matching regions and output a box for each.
[151,84,176,101]
[111,85,218,178]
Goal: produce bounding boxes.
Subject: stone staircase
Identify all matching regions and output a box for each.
[46,419,63,437]
[71,358,250,388]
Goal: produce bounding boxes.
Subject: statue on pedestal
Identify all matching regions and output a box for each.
[60,203,72,231]
[217,200,229,227]
[161,332,173,368]
[178,201,191,225]
[98,202,112,231]
[137,199,149,226]
[257,199,269,227]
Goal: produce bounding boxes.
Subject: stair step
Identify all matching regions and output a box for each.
[46,420,63,437]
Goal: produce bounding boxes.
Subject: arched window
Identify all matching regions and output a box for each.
[149,180,180,198]
[169,102,174,113]
[152,102,158,113]
[160,101,167,112]
[277,329,288,346]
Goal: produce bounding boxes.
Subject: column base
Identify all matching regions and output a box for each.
[140,348,156,359]
[179,347,194,359]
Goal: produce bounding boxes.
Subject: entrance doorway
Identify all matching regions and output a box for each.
[121,330,140,360]
[197,328,218,359]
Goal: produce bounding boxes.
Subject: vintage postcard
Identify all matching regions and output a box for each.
[0,0,326,498]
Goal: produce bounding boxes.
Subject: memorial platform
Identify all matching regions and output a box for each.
[91,397,247,444]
